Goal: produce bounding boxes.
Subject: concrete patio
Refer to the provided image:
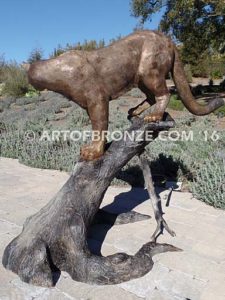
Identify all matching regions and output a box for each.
[0,157,224,300]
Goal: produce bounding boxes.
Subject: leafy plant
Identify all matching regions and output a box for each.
[168,95,184,111]
[191,156,225,209]
[25,86,39,98]
[210,69,223,80]
[214,105,225,118]
[28,47,44,63]
[184,64,192,83]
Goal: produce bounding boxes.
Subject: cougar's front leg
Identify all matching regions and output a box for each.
[80,97,108,161]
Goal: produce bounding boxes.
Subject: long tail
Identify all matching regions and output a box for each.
[171,46,225,115]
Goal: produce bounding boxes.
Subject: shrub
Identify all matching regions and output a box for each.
[0,83,5,96]
[0,54,6,83]
[191,60,208,78]
[191,156,225,209]
[50,39,106,58]
[25,86,39,98]
[210,69,223,79]
[0,97,16,112]
[208,60,225,79]
[16,96,39,106]
[214,105,225,118]
[2,62,30,97]
[168,95,184,111]
[28,47,44,63]
[150,117,224,168]
[184,64,193,83]
[0,121,80,172]
[1,94,225,209]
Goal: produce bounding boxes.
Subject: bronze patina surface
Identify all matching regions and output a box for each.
[26,30,225,160]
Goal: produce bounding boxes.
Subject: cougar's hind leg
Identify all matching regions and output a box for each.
[141,75,170,122]
[128,83,155,117]
[128,100,151,117]
[80,95,109,161]
[144,94,170,122]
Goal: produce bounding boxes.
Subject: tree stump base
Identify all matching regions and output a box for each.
[2,113,181,287]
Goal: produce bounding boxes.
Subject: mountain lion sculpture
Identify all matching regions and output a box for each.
[25,30,225,160]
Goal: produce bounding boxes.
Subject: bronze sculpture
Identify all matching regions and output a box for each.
[25,30,225,160]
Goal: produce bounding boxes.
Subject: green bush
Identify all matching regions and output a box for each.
[147,116,225,208]
[168,95,184,111]
[0,101,128,173]
[191,60,208,77]
[208,60,225,79]
[28,47,43,63]
[0,55,6,83]
[25,87,39,98]
[210,69,223,79]
[214,105,225,118]
[0,120,80,172]
[2,63,30,97]
[191,156,225,209]
[0,97,16,111]
[16,96,39,106]
[184,64,193,83]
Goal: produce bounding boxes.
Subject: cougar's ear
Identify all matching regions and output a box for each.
[21,62,31,72]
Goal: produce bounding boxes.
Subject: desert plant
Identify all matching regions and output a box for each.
[16,96,39,106]
[0,121,80,172]
[0,97,16,111]
[191,156,225,208]
[147,116,225,178]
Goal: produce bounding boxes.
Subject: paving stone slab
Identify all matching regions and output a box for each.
[1,157,225,300]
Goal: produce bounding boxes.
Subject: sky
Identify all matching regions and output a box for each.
[0,0,164,62]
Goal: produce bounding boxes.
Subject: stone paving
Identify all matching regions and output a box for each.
[0,157,225,300]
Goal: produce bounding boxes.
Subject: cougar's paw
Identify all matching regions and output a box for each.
[80,142,104,161]
[128,107,140,117]
[144,114,163,123]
